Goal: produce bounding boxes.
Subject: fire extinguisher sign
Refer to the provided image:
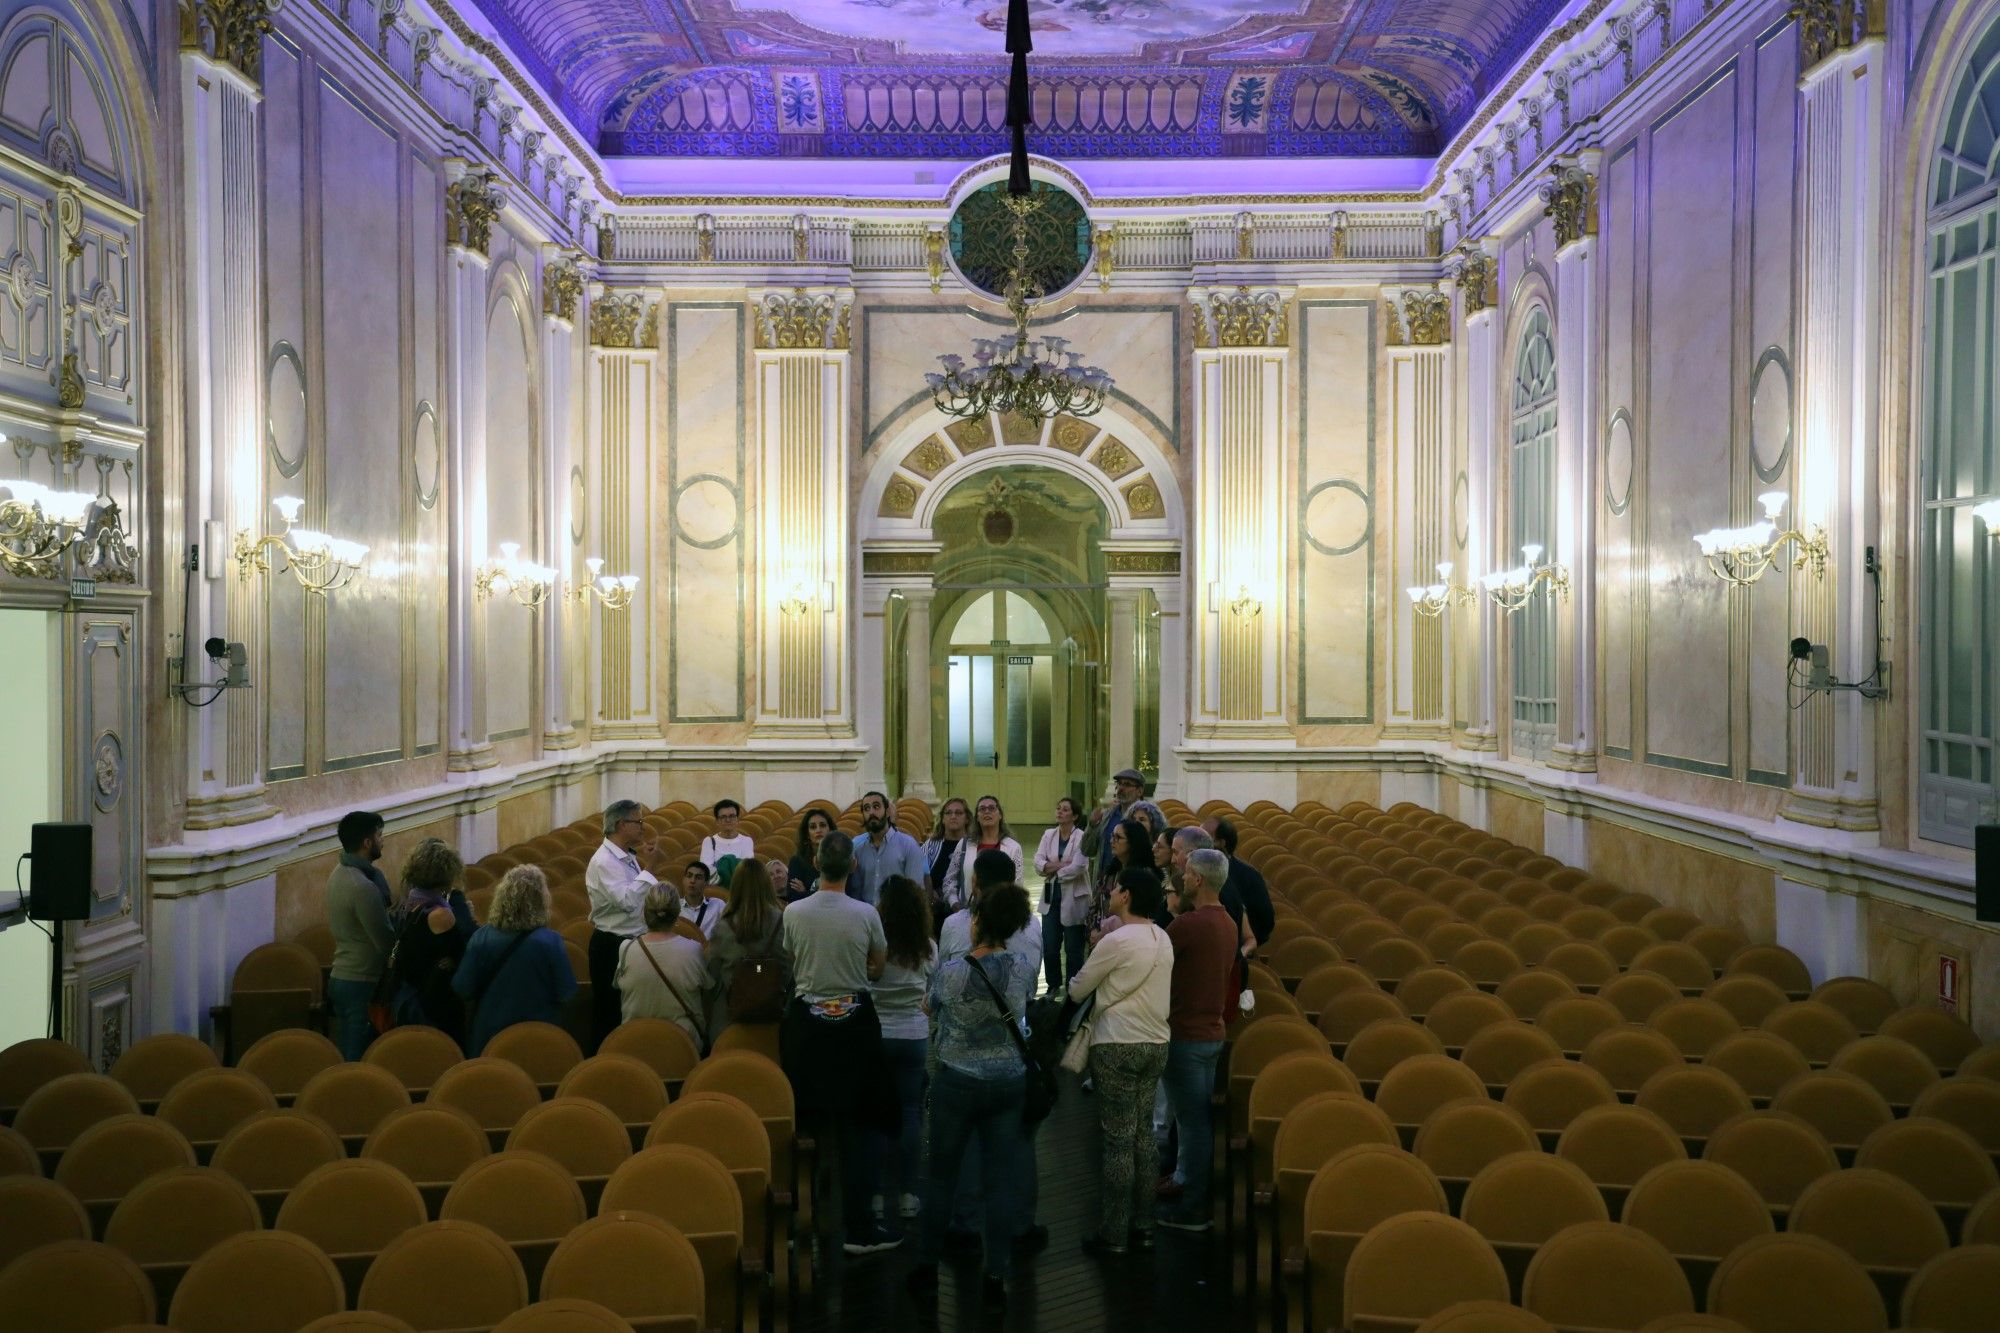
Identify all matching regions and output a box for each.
[1939,955,1960,1016]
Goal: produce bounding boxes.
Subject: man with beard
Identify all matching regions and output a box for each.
[851,789,927,906]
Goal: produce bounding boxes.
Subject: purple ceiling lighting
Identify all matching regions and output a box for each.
[466,0,1570,159]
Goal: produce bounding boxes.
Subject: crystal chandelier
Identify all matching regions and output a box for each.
[926,0,1112,426]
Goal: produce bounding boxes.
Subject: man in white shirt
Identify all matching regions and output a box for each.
[584,799,651,1051]
[680,860,723,938]
[699,798,757,888]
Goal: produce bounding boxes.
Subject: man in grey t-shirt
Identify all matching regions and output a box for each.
[777,831,898,1257]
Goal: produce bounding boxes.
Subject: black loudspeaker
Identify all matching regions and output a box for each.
[1978,825,2000,925]
[28,822,91,922]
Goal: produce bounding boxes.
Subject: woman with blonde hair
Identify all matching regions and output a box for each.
[383,837,472,1040]
[706,857,789,1036]
[617,884,710,1050]
[451,865,577,1055]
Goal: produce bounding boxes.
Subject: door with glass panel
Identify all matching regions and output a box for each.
[944,590,1066,815]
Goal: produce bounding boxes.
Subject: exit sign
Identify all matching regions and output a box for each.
[1939,955,1961,1015]
[69,577,96,599]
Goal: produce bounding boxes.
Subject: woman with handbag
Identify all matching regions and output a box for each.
[706,859,789,1040]
[1034,797,1091,991]
[451,866,578,1056]
[905,883,1035,1309]
[1069,866,1175,1256]
[615,885,711,1051]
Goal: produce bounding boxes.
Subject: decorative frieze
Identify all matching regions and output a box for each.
[862,549,936,575]
[179,0,276,84]
[1541,161,1597,251]
[1106,550,1181,575]
[445,170,504,257]
[588,292,656,349]
[1189,286,1291,349]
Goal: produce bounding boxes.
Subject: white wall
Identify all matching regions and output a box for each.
[0,608,59,1047]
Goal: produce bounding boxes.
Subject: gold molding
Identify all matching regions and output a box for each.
[1190,286,1292,348]
[1106,550,1180,574]
[862,550,937,575]
[180,0,275,85]
[901,436,953,480]
[1453,245,1498,317]
[1541,161,1598,250]
[1387,286,1451,346]
[589,292,656,348]
[446,169,504,257]
[542,255,584,322]
[878,475,920,518]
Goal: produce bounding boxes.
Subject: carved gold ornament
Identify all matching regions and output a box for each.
[589,292,654,349]
[879,476,920,518]
[925,226,946,294]
[1090,438,1140,480]
[1397,287,1452,347]
[1095,223,1117,292]
[180,0,277,84]
[903,437,954,479]
[1050,416,1097,454]
[1106,550,1179,574]
[755,288,846,350]
[1792,0,1863,70]
[1541,162,1597,250]
[543,257,584,323]
[1194,287,1290,348]
[446,170,505,257]
[57,351,84,409]
[1123,478,1164,519]
[1454,245,1498,317]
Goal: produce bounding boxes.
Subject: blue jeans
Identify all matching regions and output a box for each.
[919,1065,1025,1279]
[870,1037,929,1228]
[327,977,376,1062]
[1162,1038,1225,1211]
[1041,909,1086,991]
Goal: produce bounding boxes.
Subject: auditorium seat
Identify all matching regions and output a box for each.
[275,1158,429,1299]
[600,1143,749,1333]
[155,1068,278,1156]
[1621,1159,1774,1300]
[1899,1243,2000,1333]
[491,1299,636,1332]
[539,1212,704,1333]
[485,1021,586,1092]
[362,1104,493,1210]
[1788,1167,1948,1310]
[358,1219,530,1331]
[440,1150,588,1293]
[429,1057,543,1137]
[53,1113,195,1226]
[362,1025,465,1099]
[107,1033,219,1106]
[1521,1222,1694,1332]
[1344,1213,1509,1333]
[1460,1152,1608,1297]
[103,1165,261,1308]
[1295,1143,1447,1328]
[211,1109,346,1223]
[0,1174,92,1269]
[0,1037,91,1119]
[1706,1232,1887,1333]
[237,1029,344,1102]
[0,1238,157,1330]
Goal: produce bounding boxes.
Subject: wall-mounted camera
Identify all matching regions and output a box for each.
[1786,547,1890,702]
[169,633,251,704]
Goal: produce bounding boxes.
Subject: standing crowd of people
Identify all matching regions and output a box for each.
[319,770,1274,1307]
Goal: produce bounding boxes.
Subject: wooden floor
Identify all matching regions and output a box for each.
[792,1071,1251,1333]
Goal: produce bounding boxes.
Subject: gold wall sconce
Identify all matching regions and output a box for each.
[0,477,106,577]
[1693,491,1829,586]
[568,557,639,611]
[1407,561,1479,618]
[1480,544,1571,613]
[475,541,556,608]
[234,495,368,594]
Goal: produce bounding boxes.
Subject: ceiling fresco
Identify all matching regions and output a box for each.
[468,0,1570,158]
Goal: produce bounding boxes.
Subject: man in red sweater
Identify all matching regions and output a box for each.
[1156,847,1240,1231]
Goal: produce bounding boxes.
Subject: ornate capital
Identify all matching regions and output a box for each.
[180,0,278,85]
[695,213,716,263]
[1387,286,1451,347]
[543,255,584,323]
[1189,286,1291,349]
[445,169,504,257]
[752,287,853,351]
[589,291,656,349]
[1095,223,1117,293]
[924,226,945,293]
[1541,161,1597,251]
[1453,244,1498,318]
[1791,0,1863,70]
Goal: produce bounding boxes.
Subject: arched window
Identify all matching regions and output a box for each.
[1919,15,2000,845]
[1510,305,1559,762]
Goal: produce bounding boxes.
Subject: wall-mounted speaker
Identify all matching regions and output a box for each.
[28,822,91,922]
[1978,824,1999,925]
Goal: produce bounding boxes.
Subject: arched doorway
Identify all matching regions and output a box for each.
[925,468,1107,814]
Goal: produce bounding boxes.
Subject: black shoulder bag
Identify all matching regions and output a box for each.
[968,956,1058,1127]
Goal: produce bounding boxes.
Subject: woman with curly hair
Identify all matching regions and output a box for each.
[452,865,578,1055]
[787,807,835,901]
[383,837,473,1040]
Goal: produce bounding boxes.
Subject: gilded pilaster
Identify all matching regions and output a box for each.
[443,160,495,771]
[1386,287,1453,739]
[584,285,657,737]
[541,247,581,752]
[1549,152,1602,773]
[1458,254,1502,752]
[752,286,854,738]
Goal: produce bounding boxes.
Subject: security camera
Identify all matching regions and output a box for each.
[204,636,228,661]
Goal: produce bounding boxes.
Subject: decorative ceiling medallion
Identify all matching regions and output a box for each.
[1048,415,1098,455]
[879,475,921,517]
[1089,437,1140,481]
[1123,477,1164,520]
[944,417,995,453]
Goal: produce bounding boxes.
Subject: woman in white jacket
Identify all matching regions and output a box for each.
[952,793,1025,900]
[1034,796,1091,991]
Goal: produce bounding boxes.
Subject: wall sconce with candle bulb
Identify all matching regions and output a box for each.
[0,475,109,578]
[567,557,639,611]
[474,542,556,608]
[234,495,369,594]
[1407,562,1478,618]
[1479,544,1570,613]
[1692,490,1828,586]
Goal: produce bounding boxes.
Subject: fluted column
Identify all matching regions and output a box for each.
[902,584,938,801]
[751,287,854,740]
[1188,286,1293,736]
[1385,286,1454,739]
[442,164,500,772]
[1785,19,1885,833]
[540,251,583,750]
[180,15,274,827]
[583,287,657,737]
[1456,249,1502,752]
[1545,154,1602,773]
[1106,586,1142,771]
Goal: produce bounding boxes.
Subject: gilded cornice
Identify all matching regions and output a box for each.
[180,0,278,85]
[445,168,504,256]
[542,255,584,322]
[751,287,853,351]
[1453,245,1498,318]
[1541,160,1598,250]
[1188,286,1291,350]
[1386,286,1451,347]
[1790,0,1866,71]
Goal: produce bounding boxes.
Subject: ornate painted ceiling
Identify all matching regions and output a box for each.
[467,0,1569,159]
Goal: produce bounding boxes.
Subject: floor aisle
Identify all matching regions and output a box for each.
[792,1070,1252,1333]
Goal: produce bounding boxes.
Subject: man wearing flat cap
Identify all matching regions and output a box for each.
[1082,767,1165,878]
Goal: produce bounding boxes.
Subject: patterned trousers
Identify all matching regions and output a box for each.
[1089,1040,1170,1238]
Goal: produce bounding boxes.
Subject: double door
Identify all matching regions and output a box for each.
[945,650,1065,816]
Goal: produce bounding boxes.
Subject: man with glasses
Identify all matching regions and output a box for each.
[1084,768,1164,878]
[586,799,653,1051]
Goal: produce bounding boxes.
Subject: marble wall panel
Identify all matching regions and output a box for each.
[1866,898,1999,1040]
[485,289,537,741]
[317,73,404,769]
[1587,817,1777,941]
[665,302,746,723]
[498,788,554,849]
[1298,298,1377,724]
[261,35,309,779]
[409,159,444,756]
[1296,770,1382,812]
[1487,789,1544,852]
[1600,141,1639,760]
[1642,67,1738,776]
